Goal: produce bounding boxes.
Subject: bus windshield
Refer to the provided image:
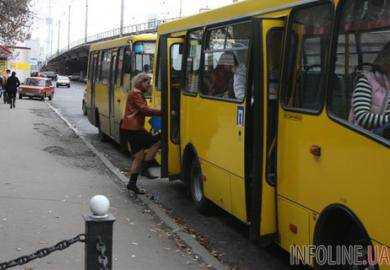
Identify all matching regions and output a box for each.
[132,42,155,75]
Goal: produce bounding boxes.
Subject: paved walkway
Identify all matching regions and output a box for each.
[0,99,202,270]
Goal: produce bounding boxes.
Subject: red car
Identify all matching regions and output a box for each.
[19,77,55,101]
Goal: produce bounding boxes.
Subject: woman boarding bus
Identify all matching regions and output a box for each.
[153,0,390,268]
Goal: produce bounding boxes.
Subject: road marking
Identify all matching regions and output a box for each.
[46,102,225,270]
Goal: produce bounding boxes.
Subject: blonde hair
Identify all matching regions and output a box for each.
[132,73,150,90]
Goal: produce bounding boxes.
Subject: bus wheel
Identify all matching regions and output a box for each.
[190,158,209,214]
[98,126,109,142]
[314,206,378,270]
[82,101,87,116]
[96,115,108,142]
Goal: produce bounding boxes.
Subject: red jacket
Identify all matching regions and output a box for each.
[121,89,161,131]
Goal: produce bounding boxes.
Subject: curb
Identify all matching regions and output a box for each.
[46,102,226,270]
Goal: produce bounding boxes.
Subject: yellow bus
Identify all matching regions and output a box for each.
[153,0,390,268]
[85,33,156,145]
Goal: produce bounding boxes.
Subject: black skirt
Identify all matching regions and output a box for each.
[122,129,161,154]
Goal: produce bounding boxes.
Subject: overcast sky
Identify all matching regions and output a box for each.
[30,0,235,57]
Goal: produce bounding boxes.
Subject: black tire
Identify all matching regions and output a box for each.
[315,214,378,270]
[98,127,109,142]
[56,84,59,87]
[67,84,70,88]
[189,158,210,214]
[19,94,22,99]
[82,101,87,116]
[96,116,109,142]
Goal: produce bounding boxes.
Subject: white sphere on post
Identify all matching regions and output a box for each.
[89,195,110,218]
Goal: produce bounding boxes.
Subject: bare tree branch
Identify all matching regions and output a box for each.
[0,0,33,44]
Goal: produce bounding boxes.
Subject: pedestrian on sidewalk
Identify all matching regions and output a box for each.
[2,69,11,104]
[120,73,161,194]
[5,71,20,109]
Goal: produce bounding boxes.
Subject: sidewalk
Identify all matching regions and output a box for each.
[0,99,202,270]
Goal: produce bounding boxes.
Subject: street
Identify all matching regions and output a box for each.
[48,82,302,270]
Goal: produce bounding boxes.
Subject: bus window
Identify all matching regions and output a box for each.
[170,43,183,143]
[155,37,165,90]
[329,0,390,141]
[117,47,124,86]
[171,43,183,86]
[88,52,93,81]
[122,45,131,90]
[283,3,332,112]
[101,50,111,85]
[266,28,284,185]
[184,29,203,93]
[132,42,155,75]
[202,22,250,101]
[98,51,103,83]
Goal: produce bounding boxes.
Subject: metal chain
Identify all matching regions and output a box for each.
[96,236,109,270]
[0,234,86,270]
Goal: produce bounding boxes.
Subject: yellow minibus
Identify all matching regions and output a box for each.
[153,0,390,268]
[85,34,156,146]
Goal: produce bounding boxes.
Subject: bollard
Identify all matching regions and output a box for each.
[84,195,116,270]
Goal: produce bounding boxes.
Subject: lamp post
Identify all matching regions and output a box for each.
[120,0,124,36]
[85,0,88,43]
[57,19,60,54]
[68,4,71,49]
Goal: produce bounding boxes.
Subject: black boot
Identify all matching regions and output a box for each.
[140,160,158,179]
[126,173,145,194]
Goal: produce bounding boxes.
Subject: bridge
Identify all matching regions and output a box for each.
[44,18,174,79]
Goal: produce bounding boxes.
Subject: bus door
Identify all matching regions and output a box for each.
[166,37,184,178]
[90,53,99,124]
[276,2,332,252]
[109,50,118,139]
[249,18,285,241]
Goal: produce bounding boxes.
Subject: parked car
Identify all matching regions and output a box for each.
[43,71,57,81]
[56,75,71,88]
[19,77,55,101]
[69,74,80,81]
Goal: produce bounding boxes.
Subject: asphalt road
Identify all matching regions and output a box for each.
[50,81,305,270]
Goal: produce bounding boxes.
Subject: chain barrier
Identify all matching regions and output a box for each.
[96,236,109,270]
[0,234,86,270]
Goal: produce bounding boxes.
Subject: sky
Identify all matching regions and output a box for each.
[30,0,236,58]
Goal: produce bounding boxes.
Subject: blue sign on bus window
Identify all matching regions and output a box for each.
[133,43,144,54]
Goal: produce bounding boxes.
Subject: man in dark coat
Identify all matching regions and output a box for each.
[5,71,20,109]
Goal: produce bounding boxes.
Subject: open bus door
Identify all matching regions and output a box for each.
[89,53,99,125]
[160,37,184,179]
[249,18,285,242]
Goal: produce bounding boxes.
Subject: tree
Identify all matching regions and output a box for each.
[0,0,33,44]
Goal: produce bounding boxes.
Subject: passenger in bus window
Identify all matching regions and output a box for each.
[350,43,390,138]
[121,73,162,194]
[209,51,235,98]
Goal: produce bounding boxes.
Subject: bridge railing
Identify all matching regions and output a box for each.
[48,18,178,62]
